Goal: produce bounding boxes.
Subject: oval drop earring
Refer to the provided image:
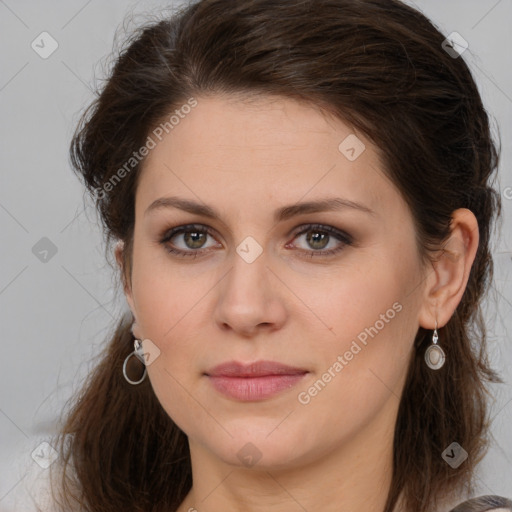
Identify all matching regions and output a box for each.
[425,320,445,370]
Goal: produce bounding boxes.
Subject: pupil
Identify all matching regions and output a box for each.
[307,231,328,250]
[185,231,205,248]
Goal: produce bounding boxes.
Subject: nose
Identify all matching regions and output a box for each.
[213,247,288,338]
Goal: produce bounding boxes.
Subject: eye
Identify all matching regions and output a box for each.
[160,224,220,258]
[159,223,353,259]
[287,224,353,257]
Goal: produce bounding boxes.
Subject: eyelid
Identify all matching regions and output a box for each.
[289,223,353,244]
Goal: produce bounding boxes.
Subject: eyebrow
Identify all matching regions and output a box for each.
[144,196,376,221]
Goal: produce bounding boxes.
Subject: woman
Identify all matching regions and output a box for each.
[41,0,510,511]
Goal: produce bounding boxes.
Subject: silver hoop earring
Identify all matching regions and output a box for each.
[123,339,147,385]
[425,321,445,370]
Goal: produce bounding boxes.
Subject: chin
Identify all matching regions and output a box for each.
[195,419,321,470]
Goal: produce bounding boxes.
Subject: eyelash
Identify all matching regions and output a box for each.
[159,223,353,259]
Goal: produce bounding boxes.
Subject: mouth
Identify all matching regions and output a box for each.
[205,360,309,401]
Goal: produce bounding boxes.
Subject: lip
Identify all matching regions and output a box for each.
[205,361,309,401]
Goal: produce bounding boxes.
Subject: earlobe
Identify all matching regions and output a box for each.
[418,208,479,329]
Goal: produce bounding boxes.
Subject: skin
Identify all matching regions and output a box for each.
[115,94,479,512]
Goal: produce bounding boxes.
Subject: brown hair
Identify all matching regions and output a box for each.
[450,496,512,512]
[49,1,503,511]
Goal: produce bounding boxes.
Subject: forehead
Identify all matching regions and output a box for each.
[146,93,364,161]
[136,94,402,222]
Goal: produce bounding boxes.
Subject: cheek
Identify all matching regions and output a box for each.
[302,254,420,402]
[308,263,402,345]
[130,246,208,338]
[294,300,417,442]
[146,364,208,439]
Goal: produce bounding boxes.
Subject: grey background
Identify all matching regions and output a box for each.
[0,0,511,509]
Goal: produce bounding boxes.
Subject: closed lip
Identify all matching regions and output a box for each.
[205,360,309,377]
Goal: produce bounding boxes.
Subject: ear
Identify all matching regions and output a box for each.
[418,208,479,329]
[114,240,137,319]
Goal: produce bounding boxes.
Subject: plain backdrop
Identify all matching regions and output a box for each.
[1,0,511,510]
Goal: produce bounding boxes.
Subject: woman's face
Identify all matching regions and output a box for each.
[122,94,430,470]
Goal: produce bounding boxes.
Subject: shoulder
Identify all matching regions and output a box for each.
[448,495,512,512]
